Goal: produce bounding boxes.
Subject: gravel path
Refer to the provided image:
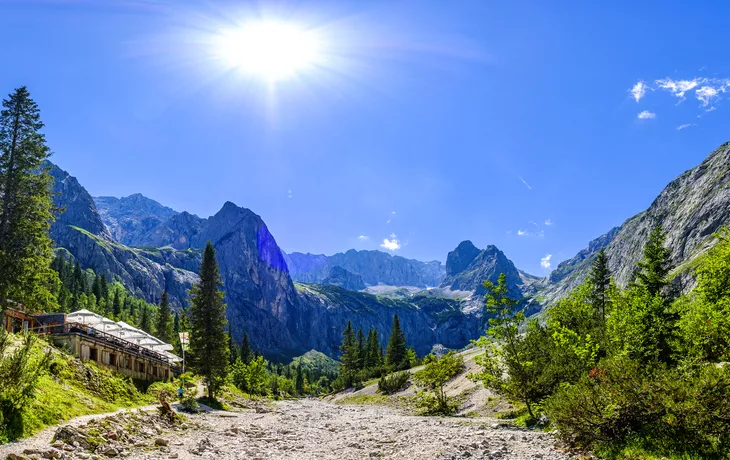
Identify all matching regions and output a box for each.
[1,399,573,460]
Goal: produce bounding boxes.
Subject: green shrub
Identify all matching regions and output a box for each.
[545,357,730,457]
[180,388,200,413]
[378,371,410,395]
[413,351,464,415]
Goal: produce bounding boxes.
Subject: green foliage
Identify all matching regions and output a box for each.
[155,290,173,344]
[471,273,544,418]
[338,321,360,388]
[0,332,51,441]
[188,241,229,399]
[378,371,410,395]
[474,226,730,458]
[545,358,730,457]
[676,228,730,362]
[0,333,150,443]
[386,314,409,371]
[413,351,464,415]
[0,86,59,312]
[635,224,672,298]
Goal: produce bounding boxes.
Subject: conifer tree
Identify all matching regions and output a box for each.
[91,275,102,307]
[227,323,239,364]
[112,289,122,318]
[589,248,611,321]
[139,305,152,333]
[635,224,672,298]
[356,328,365,371]
[100,275,109,307]
[241,332,254,364]
[73,262,85,295]
[0,87,59,312]
[155,290,173,343]
[339,321,358,387]
[386,314,408,371]
[188,241,229,399]
[173,311,180,334]
[295,365,304,395]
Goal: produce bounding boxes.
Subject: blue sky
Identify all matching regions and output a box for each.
[1,1,729,274]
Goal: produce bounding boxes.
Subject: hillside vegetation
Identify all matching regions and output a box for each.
[0,333,152,443]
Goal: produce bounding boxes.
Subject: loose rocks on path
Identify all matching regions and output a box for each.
[2,399,574,459]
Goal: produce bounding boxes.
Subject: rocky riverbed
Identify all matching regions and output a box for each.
[1,399,574,460]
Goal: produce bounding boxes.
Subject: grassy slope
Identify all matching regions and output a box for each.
[3,334,155,443]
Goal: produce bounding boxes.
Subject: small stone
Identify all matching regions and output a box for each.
[155,438,170,447]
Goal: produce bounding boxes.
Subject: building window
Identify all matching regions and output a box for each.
[89,348,98,362]
[109,353,117,367]
[137,362,145,373]
[125,358,132,370]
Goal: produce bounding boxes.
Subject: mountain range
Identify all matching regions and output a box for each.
[45,142,730,360]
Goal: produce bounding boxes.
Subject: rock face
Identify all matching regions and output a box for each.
[285,250,445,288]
[295,284,482,356]
[321,266,366,291]
[136,211,204,249]
[94,194,178,246]
[441,241,529,298]
[46,161,112,241]
[540,142,730,304]
[45,142,730,358]
[48,162,200,309]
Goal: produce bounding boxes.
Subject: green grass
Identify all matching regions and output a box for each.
[1,334,157,443]
[596,435,718,460]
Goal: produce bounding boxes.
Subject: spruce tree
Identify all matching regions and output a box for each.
[0,87,59,312]
[112,289,122,318]
[173,311,180,334]
[91,275,102,307]
[241,332,254,364]
[295,365,304,395]
[339,321,358,387]
[100,275,109,307]
[356,328,365,371]
[188,241,229,399]
[635,224,672,298]
[228,323,239,364]
[386,314,408,371]
[589,248,611,321]
[139,305,152,333]
[155,290,173,343]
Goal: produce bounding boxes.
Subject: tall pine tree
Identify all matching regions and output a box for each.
[0,87,59,312]
[635,224,672,298]
[386,314,408,371]
[188,242,229,399]
[240,332,254,364]
[139,305,152,333]
[589,248,611,321]
[339,321,358,387]
[155,290,173,343]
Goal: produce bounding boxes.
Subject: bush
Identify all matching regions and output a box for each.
[413,351,464,415]
[378,371,410,395]
[179,388,200,413]
[545,357,730,457]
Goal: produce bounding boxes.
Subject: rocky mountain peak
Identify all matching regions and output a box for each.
[45,161,112,240]
[445,240,481,276]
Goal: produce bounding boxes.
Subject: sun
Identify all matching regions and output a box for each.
[218,21,320,81]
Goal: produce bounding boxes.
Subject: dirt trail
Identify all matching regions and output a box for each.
[1,399,572,460]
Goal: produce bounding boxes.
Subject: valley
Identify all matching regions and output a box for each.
[46,143,730,360]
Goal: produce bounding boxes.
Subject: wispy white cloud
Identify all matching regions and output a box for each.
[630,81,649,102]
[676,123,696,131]
[540,254,552,270]
[287,189,293,199]
[358,235,369,241]
[519,176,532,190]
[544,219,552,226]
[655,78,701,100]
[380,234,401,251]
[696,85,723,107]
[516,229,544,238]
[386,211,396,224]
[637,110,656,120]
[529,220,538,227]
